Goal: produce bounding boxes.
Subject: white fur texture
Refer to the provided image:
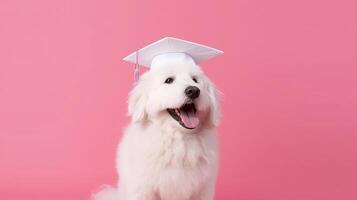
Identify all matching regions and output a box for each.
[92,60,220,200]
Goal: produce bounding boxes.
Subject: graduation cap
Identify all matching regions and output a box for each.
[123,37,223,82]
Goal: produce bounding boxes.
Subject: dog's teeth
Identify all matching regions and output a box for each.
[175,109,180,116]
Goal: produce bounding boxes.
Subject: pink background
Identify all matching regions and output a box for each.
[1,0,357,199]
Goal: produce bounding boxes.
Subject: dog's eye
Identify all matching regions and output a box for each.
[164,77,174,84]
[192,77,198,83]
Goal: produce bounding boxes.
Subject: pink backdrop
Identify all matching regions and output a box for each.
[1,0,357,199]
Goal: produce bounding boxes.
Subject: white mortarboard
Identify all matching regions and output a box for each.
[123,37,223,81]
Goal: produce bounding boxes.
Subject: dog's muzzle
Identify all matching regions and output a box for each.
[167,103,199,129]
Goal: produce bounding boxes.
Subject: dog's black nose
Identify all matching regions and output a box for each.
[185,86,200,99]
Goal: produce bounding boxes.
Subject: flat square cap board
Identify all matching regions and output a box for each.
[123,37,224,69]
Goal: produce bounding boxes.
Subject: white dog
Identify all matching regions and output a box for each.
[93,55,220,200]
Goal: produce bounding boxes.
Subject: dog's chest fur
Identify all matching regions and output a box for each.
[155,130,208,167]
[150,129,214,199]
[118,123,217,200]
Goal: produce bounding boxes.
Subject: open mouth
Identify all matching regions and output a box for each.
[167,103,199,129]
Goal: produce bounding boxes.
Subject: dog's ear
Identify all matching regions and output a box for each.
[128,74,149,123]
[205,77,221,127]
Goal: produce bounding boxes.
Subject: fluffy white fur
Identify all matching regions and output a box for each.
[92,59,220,200]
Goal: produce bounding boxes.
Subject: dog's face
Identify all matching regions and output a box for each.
[128,61,220,132]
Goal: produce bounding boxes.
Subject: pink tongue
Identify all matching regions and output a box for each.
[181,110,199,129]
